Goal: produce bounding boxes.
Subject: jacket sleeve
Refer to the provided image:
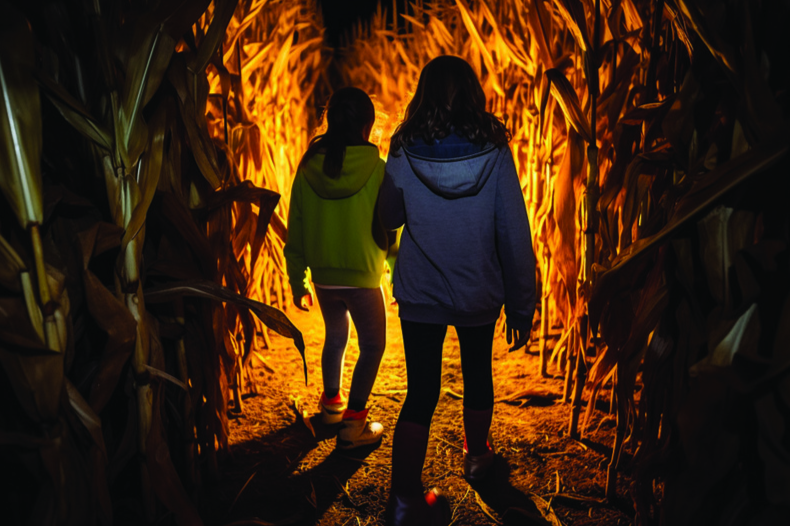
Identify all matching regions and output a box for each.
[495,148,537,333]
[378,168,405,230]
[283,173,309,300]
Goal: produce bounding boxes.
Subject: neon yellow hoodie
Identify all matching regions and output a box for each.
[284,145,387,299]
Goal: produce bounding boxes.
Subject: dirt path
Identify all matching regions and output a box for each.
[200,302,634,525]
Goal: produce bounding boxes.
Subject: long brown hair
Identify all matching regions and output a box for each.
[390,55,510,154]
[300,87,376,178]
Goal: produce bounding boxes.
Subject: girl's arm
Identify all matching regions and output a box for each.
[283,174,310,305]
[378,169,405,230]
[495,148,537,344]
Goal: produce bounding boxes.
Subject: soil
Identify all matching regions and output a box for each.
[200,301,635,526]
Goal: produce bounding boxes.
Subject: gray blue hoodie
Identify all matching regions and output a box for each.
[379,135,536,330]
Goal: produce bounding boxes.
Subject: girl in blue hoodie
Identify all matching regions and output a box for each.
[379,56,536,525]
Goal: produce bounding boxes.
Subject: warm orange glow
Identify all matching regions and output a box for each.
[202,0,584,368]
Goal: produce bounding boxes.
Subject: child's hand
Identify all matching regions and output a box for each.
[506,322,529,352]
[296,293,313,311]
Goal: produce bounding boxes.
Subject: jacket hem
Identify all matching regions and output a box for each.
[397,303,501,327]
[311,268,382,289]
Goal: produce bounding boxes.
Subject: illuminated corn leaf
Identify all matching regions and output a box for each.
[456,0,503,96]
[144,279,308,383]
[553,0,591,54]
[545,68,593,143]
[551,128,585,305]
[194,0,239,73]
[526,0,555,68]
[224,0,267,58]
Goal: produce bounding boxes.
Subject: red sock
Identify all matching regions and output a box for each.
[321,392,343,405]
[463,406,493,456]
[390,420,430,498]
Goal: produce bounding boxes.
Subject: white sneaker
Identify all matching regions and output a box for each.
[319,392,345,425]
[337,409,383,449]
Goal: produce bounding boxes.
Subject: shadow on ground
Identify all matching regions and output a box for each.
[202,414,383,526]
[470,455,554,526]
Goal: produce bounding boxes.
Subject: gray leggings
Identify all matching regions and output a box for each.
[315,286,386,411]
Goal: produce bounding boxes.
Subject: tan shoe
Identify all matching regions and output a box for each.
[319,392,345,425]
[337,408,383,449]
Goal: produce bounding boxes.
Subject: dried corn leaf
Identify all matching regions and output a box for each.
[118,16,176,167]
[194,0,239,73]
[596,130,790,305]
[144,279,307,382]
[526,0,555,68]
[168,53,222,189]
[545,68,593,143]
[146,368,205,526]
[0,342,62,422]
[553,0,591,53]
[675,0,739,81]
[0,5,43,228]
[0,233,25,291]
[36,71,112,151]
[83,267,137,413]
[528,493,566,526]
[122,101,167,251]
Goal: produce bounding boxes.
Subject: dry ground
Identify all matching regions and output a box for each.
[200,301,636,525]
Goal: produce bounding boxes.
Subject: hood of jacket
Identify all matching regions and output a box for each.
[402,144,500,198]
[303,145,382,199]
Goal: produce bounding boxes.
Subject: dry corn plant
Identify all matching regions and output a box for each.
[199,0,329,413]
[1,0,304,524]
[208,0,790,523]
[203,0,328,315]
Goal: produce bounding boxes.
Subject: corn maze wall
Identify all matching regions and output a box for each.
[1,0,789,525]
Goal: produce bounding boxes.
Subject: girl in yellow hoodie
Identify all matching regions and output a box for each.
[284,87,389,449]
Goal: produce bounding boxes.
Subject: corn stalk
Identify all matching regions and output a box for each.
[1,0,303,523]
[0,5,64,354]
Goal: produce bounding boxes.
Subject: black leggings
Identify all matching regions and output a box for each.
[399,319,496,427]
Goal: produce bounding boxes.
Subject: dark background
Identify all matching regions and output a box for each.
[320,0,410,47]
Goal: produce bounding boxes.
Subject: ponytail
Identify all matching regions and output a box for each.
[321,125,347,180]
[300,87,376,179]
